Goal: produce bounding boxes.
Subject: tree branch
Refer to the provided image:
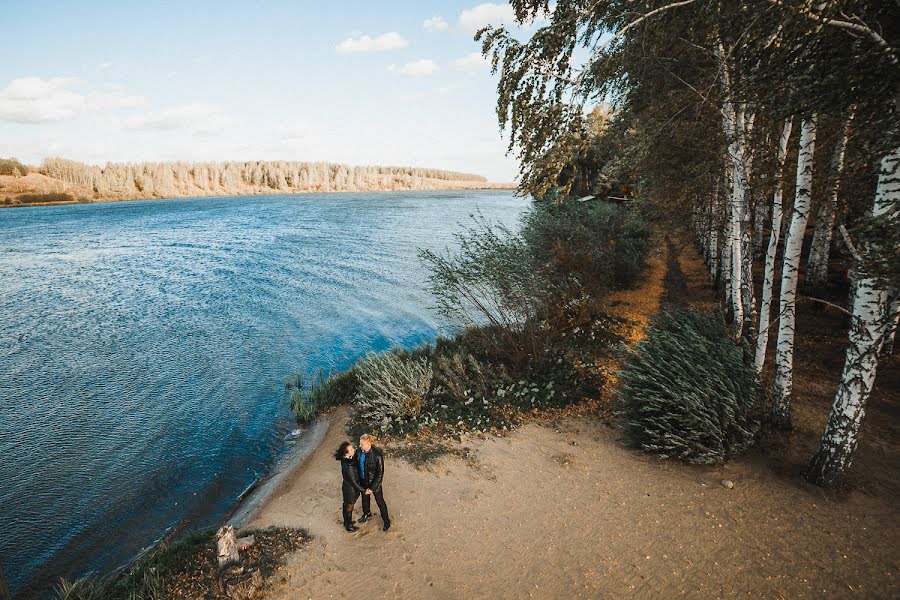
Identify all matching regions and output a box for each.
[768,0,899,66]
[838,223,863,262]
[574,0,701,87]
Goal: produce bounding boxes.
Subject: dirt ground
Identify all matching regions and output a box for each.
[246,239,898,599]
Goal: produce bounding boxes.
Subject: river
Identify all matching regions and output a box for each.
[0,190,527,597]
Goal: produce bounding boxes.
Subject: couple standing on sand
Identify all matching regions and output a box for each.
[334,434,390,532]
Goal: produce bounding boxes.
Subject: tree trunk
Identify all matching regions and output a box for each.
[772,116,817,429]
[806,111,852,291]
[881,296,899,356]
[755,118,794,374]
[717,42,746,333]
[753,198,768,257]
[708,186,722,286]
[806,141,897,486]
[216,525,240,569]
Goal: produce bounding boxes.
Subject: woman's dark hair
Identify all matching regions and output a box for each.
[334,441,352,461]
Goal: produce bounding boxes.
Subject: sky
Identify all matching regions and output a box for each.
[0,1,544,182]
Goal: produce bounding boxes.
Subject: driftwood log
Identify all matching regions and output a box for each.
[216,526,261,599]
[216,525,240,569]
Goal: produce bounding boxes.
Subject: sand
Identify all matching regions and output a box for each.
[244,239,898,599]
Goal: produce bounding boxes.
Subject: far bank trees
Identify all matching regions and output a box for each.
[39,158,489,200]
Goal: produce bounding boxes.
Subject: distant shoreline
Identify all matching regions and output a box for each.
[0,181,518,209]
[0,158,518,209]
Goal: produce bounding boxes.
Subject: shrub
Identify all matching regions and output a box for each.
[420,215,565,370]
[520,199,650,294]
[352,349,433,427]
[16,192,75,204]
[0,157,28,176]
[616,310,760,464]
[53,527,309,600]
[289,369,356,423]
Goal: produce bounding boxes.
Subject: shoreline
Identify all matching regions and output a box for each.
[0,182,518,209]
[226,413,334,529]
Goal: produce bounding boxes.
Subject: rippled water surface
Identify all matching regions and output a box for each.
[0,190,527,596]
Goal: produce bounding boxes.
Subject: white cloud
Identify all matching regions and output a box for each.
[452,52,491,72]
[335,32,408,54]
[458,3,517,32]
[125,103,233,135]
[423,16,448,31]
[0,76,145,123]
[390,59,439,77]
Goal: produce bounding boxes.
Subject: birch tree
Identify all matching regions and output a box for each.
[771,115,817,429]
[806,111,853,291]
[807,139,898,486]
[755,118,794,374]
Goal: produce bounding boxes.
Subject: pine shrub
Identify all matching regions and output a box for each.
[616,310,760,464]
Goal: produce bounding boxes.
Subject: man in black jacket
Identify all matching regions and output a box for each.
[357,433,391,531]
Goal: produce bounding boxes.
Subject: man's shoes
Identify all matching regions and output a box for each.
[383,521,391,532]
[359,512,373,523]
[345,522,359,532]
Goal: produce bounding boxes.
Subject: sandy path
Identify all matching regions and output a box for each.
[247,409,896,599]
[246,240,898,599]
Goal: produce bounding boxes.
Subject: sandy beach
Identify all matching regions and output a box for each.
[242,243,899,599]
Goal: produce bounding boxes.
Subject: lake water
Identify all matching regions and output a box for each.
[0,190,527,597]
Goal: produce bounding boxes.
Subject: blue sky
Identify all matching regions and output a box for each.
[0,1,538,181]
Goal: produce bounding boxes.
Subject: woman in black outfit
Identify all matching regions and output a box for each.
[334,441,365,532]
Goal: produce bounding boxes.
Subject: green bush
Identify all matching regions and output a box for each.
[520,199,650,294]
[16,192,75,204]
[289,369,356,423]
[352,349,433,427]
[420,214,568,370]
[54,527,309,600]
[0,157,28,176]
[616,310,760,464]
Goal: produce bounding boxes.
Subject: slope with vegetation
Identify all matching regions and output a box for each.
[287,198,651,448]
[474,0,898,488]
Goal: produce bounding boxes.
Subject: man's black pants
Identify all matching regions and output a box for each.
[361,485,389,523]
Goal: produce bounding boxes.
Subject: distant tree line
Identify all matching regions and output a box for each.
[39,158,488,199]
[0,157,28,177]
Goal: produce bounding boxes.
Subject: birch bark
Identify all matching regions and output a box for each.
[807,140,898,486]
[755,118,794,374]
[772,116,817,429]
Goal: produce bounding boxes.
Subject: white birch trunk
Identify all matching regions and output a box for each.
[739,111,757,339]
[708,185,722,285]
[806,113,852,290]
[721,173,733,305]
[806,141,898,486]
[717,41,746,331]
[755,118,794,374]
[723,112,746,333]
[772,116,817,429]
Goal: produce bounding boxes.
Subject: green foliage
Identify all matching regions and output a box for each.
[352,349,433,427]
[289,369,356,423]
[53,527,309,600]
[15,193,75,204]
[617,310,761,464]
[853,202,900,290]
[420,214,563,368]
[0,157,28,176]
[521,200,650,294]
[53,578,107,600]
